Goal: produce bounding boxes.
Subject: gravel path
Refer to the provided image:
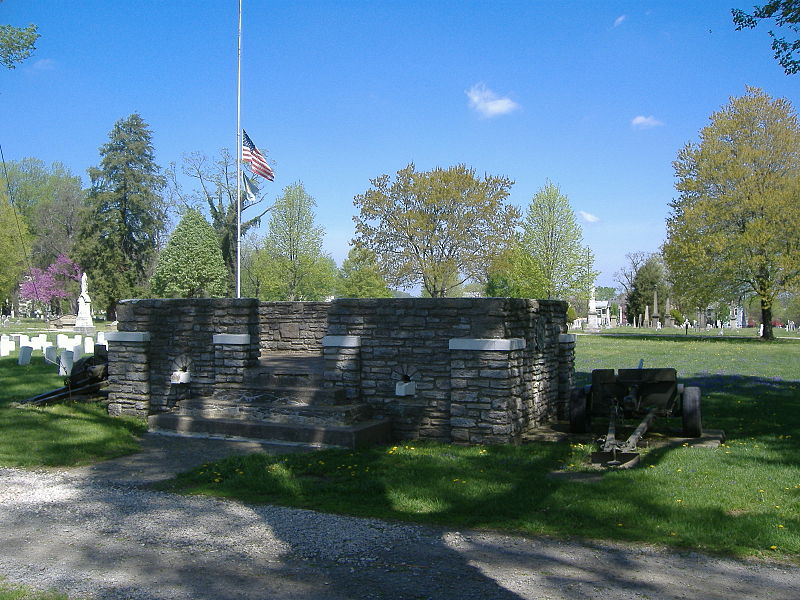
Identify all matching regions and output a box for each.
[1,433,799,600]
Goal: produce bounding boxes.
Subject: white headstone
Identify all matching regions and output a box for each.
[57,334,68,349]
[72,343,83,360]
[96,331,106,346]
[84,337,94,354]
[59,351,74,376]
[19,334,30,347]
[18,346,33,366]
[0,336,11,357]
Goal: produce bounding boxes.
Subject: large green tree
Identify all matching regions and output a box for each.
[1,158,85,267]
[78,114,167,319]
[168,149,271,291]
[664,87,800,339]
[0,21,38,69]
[251,183,336,301]
[337,247,392,298]
[519,181,589,299]
[733,1,800,74]
[485,243,546,298]
[150,209,228,298]
[0,193,30,301]
[353,163,518,297]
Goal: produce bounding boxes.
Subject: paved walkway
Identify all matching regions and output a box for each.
[2,433,799,600]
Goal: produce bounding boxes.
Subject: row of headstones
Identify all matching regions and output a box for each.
[2,332,108,375]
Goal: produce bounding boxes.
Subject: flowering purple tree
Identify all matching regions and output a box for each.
[19,255,81,315]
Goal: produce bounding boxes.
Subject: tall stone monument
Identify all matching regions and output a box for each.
[75,272,96,335]
[651,289,660,328]
[586,286,600,332]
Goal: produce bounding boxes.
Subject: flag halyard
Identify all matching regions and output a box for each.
[242,129,274,181]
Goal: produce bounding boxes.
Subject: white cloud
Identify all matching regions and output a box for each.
[579,211,600,223]
[613,15,627,27]
[466,83,520,118]
[631,115,664,129]
[32,58,55,71]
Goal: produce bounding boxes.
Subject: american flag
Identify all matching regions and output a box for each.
[242,130,274,181]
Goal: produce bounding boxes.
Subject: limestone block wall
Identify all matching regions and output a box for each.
[324,298,569,443]
[106,297,572,445]
[106,298,260,418]
[259,302,329,353]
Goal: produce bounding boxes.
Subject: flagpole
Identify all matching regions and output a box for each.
[235,0,243,298]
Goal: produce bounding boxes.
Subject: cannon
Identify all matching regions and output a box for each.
[570,362,702,468]
[20,347,108,406]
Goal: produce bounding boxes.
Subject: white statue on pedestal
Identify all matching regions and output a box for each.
[75,272,94,330]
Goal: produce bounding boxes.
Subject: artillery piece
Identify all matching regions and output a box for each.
[570,362,702,468]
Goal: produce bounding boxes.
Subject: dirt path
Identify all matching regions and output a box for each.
[2,433,798,600]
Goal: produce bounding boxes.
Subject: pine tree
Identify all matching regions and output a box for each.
[150,210,228,298]
[78,114,167,318]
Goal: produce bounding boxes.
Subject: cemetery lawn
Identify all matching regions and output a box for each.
[160,334,800,562]
[0,577,69,600]
[0,357,146,467]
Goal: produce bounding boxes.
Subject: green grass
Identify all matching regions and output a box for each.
[0,578,70,600]
[0,355,146,467]
[159,334,800,562]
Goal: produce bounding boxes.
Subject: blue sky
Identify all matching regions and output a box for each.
[2,1,798,289]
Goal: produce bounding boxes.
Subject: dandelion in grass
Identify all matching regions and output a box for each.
[770,545,778,550]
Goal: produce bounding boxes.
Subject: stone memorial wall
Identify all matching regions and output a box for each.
[105,297,574,444]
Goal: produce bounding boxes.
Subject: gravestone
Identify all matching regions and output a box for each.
[0,335,11,357]
[44,345,57,364]
[18,346,33,366]
[72,342,83,360]
[84,336,94,354]
[59,351,74,376]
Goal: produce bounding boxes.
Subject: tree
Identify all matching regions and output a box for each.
[0,194,30,299]
[520,181,587,299]
[19,254,81,315]
[733,1,800,74]
[353,163,518,297]
[485,243,547,298]
[251,183,336,301]
[150,209,228,298]
[337,247,392,298]
[626,254,670,325]
[0,22,39,69]
[664,88,800,339]
[78,114,167,319]
[1,158,85,266]
[614,251,652,298]
[167,149,271,290]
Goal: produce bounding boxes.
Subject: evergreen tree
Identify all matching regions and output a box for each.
[78,114,167,319]
[337,247,393,298]
[150,209,228,298]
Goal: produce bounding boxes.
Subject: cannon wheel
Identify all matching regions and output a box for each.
[569,386,592,433]
[681,386,702,438]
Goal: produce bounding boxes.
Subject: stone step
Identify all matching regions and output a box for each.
[175,396,370,426]
[148,414,392,449]
[215,386,347,406]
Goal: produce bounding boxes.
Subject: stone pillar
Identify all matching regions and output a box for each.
[211,333,257,399]
[586,287,600,332]
[448,338,525,445]
[557,333,576,420]
[322,335,361,402]
[106,331,151,418]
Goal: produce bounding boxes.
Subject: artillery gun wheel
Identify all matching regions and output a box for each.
[681,386,702,438]
[569,386,592,433]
